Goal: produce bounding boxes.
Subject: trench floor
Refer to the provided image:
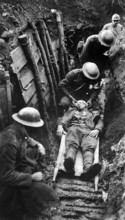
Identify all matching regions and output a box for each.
[53,177,105,220]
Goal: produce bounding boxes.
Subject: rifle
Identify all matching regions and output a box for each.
[52,134,66,182]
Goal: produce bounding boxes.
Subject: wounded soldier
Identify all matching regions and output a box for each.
[57,100,104,180]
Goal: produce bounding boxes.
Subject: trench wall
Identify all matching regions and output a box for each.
[0,21,60,129]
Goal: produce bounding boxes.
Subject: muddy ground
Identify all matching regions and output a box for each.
[1,0,125,220]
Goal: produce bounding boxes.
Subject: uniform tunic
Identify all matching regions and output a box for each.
[59,107,103,168]
[59,68,101,103]
[79,35,110,73]
[0,123,58,217]
[103,23,123,38]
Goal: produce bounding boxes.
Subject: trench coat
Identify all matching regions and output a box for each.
[0,123,58,217]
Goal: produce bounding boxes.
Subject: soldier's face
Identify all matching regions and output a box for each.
[112,20,119,27]
[76,100,88,110]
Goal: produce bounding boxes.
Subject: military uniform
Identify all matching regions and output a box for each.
[79,35,110,73]
[0,122,58,217]
[59,68,101,109]
[102,23,124,44]
[59,105,104,176]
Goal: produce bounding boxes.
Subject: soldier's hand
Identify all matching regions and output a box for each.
[87,99,92,108]
[56,125,66,137]
[32,172,43,181]
[89,129,99,138]
[37,143,46,156]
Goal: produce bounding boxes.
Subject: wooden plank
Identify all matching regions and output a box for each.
[56,188,102,200]
[61,200,104,209]
[11,46,27,74]
[56,183,101,193]
[38,63,50,99]
[44,90,50,104]
[61,205,104,214]
[29,36,41,64]
[18,66,34,89]
[27,92,38,107]
[22,81,36,104]
[52,39,59,61]
[44,86,49,97]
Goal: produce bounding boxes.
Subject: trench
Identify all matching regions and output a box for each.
[0,1,125,220]
[50,25,125,220]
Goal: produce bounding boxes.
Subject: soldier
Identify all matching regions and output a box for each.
[59,62,101,113]
[0,107,58,219]
[77,30,115,73]
[102,14,124,44]
[57,100,104,180]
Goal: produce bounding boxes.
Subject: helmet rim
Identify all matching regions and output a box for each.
[12,113,44,127]
[112,14,120,21]
[98,30,115,47]
[82,62,100,80]
[12,107,44,127]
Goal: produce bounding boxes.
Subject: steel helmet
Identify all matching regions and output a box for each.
[12,107,44,127]
[112,14,120,21]
[98,30,115,47]
[82,62,100,80]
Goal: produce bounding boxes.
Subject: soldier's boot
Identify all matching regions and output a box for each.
[81,150,101,180]
[64,146,77,174]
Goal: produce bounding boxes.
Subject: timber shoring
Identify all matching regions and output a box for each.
[55,11,65,79]
[18,34,50,133]
[37,20,59,96]
[55,11,69,78]
[29,22,58,116]
[39,20,60,84]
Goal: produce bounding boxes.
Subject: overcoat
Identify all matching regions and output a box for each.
[0,123,57,217]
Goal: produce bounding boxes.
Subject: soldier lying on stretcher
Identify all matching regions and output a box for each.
[56,100,104,180]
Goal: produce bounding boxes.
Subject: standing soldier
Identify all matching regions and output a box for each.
[102,14,124,44]
[77,30,115,74]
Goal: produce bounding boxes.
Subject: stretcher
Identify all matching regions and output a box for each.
[53,134,100,191]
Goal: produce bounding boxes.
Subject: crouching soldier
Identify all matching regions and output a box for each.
[0,107,58,219]
[58,62,101,114]
[56,100,104,180]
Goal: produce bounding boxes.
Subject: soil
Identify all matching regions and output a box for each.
[0,0,125,220]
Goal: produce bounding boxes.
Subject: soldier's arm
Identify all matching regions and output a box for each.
[79,35,96,62]
[95,113,104,133]
[0,143,32,187]
[58,108,75,130]
[102,24,109,30]
[28,138,45,156]
[59,69,82,97]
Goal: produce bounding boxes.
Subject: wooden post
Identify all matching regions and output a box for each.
[94,138,100,191]
[36,21,59,95]
[55,11,69,78]
[55,11,65,79]
[18,34,50,133]
[42,21,60,84]
[64,48,70,73]
[53,134,66,182]
[5,71,12,123]
[29,22,58,116]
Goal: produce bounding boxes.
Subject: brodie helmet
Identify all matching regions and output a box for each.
[98,30,115,47]
[12,107,44,127]
[82,62,100,80]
